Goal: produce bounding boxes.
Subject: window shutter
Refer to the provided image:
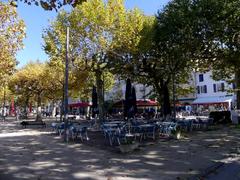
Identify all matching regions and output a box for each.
[213,84,216,92]
[221,83,225,91]
[199,74,204,82]
[197,86,200,94]
[233,83,236,89]
[204,85,207,93]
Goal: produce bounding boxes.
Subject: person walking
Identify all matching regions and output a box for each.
[16,107,20,121]
[3,107,7,121]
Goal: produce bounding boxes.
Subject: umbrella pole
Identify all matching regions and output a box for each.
[128,117,130,134]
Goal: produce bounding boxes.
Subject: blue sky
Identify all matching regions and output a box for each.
[16,0,170,67]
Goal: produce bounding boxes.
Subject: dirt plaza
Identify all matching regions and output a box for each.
[0,118,240,180]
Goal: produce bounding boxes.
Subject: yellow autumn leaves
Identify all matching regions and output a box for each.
[0,2,25,80]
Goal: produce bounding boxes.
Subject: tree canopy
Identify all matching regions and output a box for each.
[190,0,240,108]
[110,1,197,116]
[0,2,25,80]
[161,0,240,108]
[10,0,86,11]
[43,0,145,121]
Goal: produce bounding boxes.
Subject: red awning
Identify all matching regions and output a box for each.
[69,102,91,108]
[113,99,158,107]
[136,99,158,107]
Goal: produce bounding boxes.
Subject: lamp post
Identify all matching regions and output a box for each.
[64,26,69,142]
[15,85,19,120]
[172,73,176,120]
[2,85,6,122]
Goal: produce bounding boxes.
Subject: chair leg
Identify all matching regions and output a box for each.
[85,132,89,141]
[140,134,143,142]
[117,138,121,145]
[80,132,84,142]
[109,136,112,146]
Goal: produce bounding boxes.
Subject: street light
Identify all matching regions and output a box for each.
[2,85,6,122]
[64,26,69,142]
[172,73,176,121]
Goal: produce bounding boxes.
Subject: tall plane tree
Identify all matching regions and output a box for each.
[189,0,240,108]
[113,1,196,118]
[0,2,25,79]
[44,0,144,124]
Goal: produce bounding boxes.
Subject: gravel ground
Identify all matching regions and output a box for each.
[0,117,240,180]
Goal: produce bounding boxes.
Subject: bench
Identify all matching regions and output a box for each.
[21,121,46,128]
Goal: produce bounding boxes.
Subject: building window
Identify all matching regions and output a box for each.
[199,74,204,82]
[221,83,225,91]
[232,83,236,89]
[197,85,207,94]
[213,84,216,92]
[213,83,225,92]
[197,86,200,94]
[203,85,207,93]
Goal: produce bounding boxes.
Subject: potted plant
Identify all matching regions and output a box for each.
[171,126,181,140]
[119,137,139,153]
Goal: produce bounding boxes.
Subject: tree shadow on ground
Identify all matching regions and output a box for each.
[0,120,240,180]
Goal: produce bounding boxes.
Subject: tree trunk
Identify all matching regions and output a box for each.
[235,69,240,109]
[23,98,29,119]
[36,93,42,121]
[162,82,171,118]
[172,74,176,120]
[60,84,64,121]
[154,80,171,119]
[52,101,56,117]
[96,70,104,124]
[2,85,6,121]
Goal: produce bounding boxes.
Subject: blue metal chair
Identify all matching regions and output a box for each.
[76,126,89,142]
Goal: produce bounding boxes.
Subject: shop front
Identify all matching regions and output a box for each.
[191,96,234,113]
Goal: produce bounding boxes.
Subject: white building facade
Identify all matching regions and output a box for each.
[105,71,236,112]
[105,79,153,101]
[191,71,236,111]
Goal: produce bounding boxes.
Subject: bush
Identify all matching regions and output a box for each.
[209,111,231,124]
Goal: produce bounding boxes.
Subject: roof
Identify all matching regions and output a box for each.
[192,96,233,105]
[69,102,91,108]
[113,99,158,107]
[136,99,158,106]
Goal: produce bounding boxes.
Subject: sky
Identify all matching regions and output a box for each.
[16,0,170,68]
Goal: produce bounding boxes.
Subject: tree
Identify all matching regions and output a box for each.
[111,1,196,118]
[9,62,48,120]
[10,0,86,11]
[161,0,240,109]
[148,0,196,117]
[0,86,12,107]
[43,0,144,123]
[189,0,240,108]
[0,2,25,80]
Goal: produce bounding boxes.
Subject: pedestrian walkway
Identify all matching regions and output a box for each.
[0,118,240,180]
[206,158,240,180]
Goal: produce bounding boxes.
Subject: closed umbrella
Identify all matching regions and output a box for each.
[11,97,15,116]
[92,86,98,118]
[131,86,137,118]
[124,78,132,119]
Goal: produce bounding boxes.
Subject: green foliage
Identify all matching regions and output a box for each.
[0,2,25,80]
[123,1,196,115]
[8,61,89,105]
[10,0,86,11]
[176,0,240,107]
[9,62,46,105]
[43,0,144,98]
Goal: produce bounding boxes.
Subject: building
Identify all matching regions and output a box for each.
[105,79,153,101]
[189,71,236,111]
[105,71,236,113]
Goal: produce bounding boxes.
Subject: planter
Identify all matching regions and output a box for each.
[171,130,181,140]
[119,142,139,153]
